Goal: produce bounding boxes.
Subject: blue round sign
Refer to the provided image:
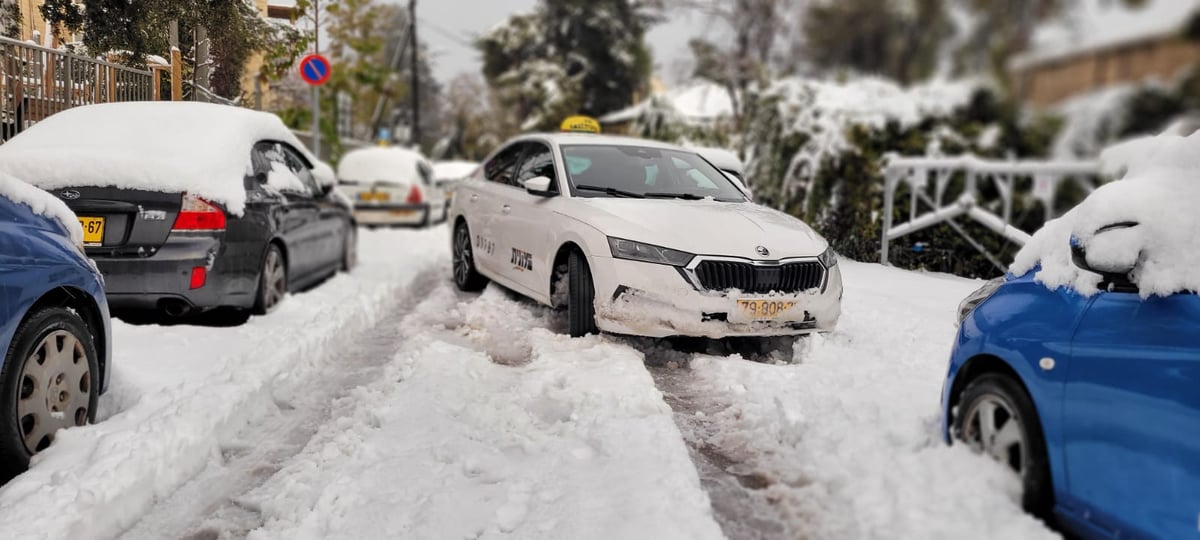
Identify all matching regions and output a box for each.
[298,54,331,86]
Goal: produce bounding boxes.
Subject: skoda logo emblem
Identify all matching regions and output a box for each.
[60,190,80,200]
[755,245,770,257]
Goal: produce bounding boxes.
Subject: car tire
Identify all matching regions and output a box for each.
[567,250,599,337]
[252,243,287,315]
[452,221,488,292]
[341,225,357,272]
[955,373,1054,519]
[0,307,99,482]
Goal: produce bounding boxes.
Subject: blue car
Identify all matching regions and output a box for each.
[0,177,110,482]
[942,238,1199,538]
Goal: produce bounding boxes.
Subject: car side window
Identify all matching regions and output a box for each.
[515,142,558,193]
[282,145,321,196]
[484,143,526,187]
[417,162,434,186]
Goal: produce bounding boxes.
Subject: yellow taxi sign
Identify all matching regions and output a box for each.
[560,115,601,134]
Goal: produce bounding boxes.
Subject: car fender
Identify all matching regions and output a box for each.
[944,274,1092,499]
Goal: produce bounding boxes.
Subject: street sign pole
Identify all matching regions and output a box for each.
[311,86,321,158]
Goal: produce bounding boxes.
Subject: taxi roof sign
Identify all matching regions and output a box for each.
[560,116,601,134]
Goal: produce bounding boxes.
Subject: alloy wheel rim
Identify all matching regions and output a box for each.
[17,330,90,454]
[962,394,1027,475]
[265,250,285,308]
[454,227,472,285]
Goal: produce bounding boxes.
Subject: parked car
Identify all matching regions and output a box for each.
[432,160,479,200]
[0,102,356,318]
[336,147,446,227]
[942,140,1199,539]
[450,132,841,338]
[691,146,753,200]
[0,173,110,481]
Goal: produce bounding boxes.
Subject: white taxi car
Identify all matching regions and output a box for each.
[336,147,447,227]
[449,133,842,338]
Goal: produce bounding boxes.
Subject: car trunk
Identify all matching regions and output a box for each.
[54,187,182,257]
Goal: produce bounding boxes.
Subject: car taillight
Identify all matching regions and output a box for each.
[173,194,226,231]
[406,185,423,205]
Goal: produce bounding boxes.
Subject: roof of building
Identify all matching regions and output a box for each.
[1012,0,1200,70]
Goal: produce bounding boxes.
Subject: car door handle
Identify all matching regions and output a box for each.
[470,194,479,202]
[501,205,511,215]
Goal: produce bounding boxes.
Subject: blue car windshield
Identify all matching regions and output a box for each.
[561,144,747,202]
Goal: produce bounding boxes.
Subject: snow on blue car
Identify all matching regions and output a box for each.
[0,173,110,482]
[941,133,1200,539]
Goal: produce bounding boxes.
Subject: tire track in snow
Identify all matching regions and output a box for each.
[117,268,447,540]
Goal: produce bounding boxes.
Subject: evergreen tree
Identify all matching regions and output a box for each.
[1,0,20,39]
[478,0,658,131]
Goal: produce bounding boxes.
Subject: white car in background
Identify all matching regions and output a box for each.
[692,145,753,199]
[432,160,479,193]
[449,133,842,338]
[336,147,446,227]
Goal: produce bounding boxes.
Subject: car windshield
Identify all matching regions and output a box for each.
[560,144,747,202]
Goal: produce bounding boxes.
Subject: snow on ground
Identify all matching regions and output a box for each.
[677,262,1058,539]
[0,227,448,540]
[243,283,723,540]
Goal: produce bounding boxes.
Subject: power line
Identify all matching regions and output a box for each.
[417,16,477,49]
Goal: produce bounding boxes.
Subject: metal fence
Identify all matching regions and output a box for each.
[2,36,154,143]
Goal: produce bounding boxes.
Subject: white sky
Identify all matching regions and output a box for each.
[415,0,709,87]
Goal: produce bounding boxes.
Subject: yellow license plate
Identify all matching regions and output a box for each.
[389,209,415,216]
[737,299,796,320]
[78,217,105,246]
[358,192,390,202]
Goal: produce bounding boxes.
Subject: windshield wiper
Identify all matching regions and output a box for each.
[644,192,705,200]
[575,184,645,198]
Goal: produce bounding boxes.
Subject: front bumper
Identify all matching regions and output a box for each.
[353,203,429,226]
[589,256,843,338]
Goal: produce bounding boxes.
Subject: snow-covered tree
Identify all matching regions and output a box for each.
[1,0,19,39]
[479,0,658,131]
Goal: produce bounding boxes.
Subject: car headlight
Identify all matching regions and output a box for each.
[608,237,694,266]
[956,277,1004,325]
[818,246,837,267]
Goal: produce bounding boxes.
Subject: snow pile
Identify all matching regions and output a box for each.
[245,283,722,540]
[0,172,82,243]
[432,160,478,181]
[1013,132,1200,297]
[1013,0,1200,69]
[684,262,1056,539]
[337,147,427,186]
[0,227,449,540]
[0,102,322,215]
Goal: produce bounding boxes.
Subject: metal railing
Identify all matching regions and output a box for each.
[2,36,154,143]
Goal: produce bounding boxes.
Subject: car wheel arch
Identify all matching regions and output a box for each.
[550,242,586,308]
[19,286,107,391]
[264,238,289,285]
[948,354,1028,422]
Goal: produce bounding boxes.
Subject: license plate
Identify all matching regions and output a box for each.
[737,299,796,320]
[78,217,105,246]
[388,209,415,216]
[358,192,389,202]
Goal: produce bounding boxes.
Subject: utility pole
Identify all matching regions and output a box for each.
[194,25,211,102]
[409,0,420,147]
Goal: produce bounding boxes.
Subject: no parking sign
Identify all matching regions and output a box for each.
[298,54,332,86]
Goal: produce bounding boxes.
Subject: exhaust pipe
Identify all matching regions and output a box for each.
[160,299,192,318]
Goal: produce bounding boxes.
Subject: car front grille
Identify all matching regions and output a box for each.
[693,260,826,294]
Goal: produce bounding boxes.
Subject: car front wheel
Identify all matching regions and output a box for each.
[452,222,488,292]
[0,307,99,481]
[955,373,1054,518]
[567,250,598,337]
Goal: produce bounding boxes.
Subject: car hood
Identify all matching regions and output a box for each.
[567,198,827,259]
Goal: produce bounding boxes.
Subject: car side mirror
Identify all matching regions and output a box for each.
[254,171,268,184]
[524,176,555,197]
[320,182,335,197]
[1070,222,1140,292]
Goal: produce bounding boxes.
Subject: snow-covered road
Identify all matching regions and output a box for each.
[0,224,1058,539]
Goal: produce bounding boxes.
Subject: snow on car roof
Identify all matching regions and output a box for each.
[337,147,428,185]
[1011,131,1200,297]
[432,160,478,181]
[0,172,83,243]
[0,102,323,215]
